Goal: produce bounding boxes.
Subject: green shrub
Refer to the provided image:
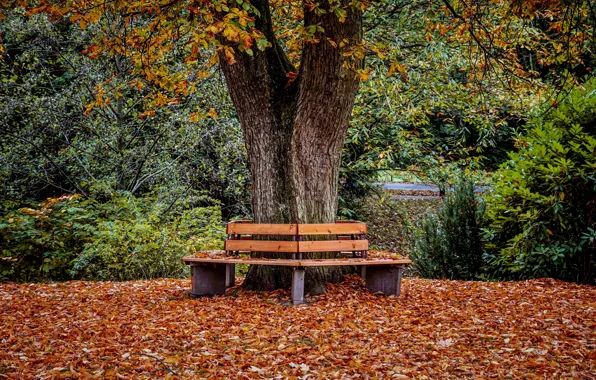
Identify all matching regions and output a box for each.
[0,195,96,281]
[0,192,225,282]
[410,177,485,280]
[71,206,224,281]
[484,79,596,284]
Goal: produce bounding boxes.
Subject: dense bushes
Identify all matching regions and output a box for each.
[0,195,95,281]
[410,81,596,285]
[0,193,225,282]
[484,79,596,284]
[410,177,485,280]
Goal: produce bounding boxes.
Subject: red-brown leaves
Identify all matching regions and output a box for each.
[1,277,594,378]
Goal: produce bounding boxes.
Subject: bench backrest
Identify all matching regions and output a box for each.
[224,221,368,254]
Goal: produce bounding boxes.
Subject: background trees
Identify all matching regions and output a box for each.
[0,10,250,215]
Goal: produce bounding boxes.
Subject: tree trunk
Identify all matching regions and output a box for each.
[217,0,362,294]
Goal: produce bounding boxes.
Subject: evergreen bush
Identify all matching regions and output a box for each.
[410,177,485,280]
[484,79,596,284]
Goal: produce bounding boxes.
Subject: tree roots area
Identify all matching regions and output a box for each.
[1,276,594,379]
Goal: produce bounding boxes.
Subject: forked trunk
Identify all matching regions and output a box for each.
[217,0,362,294]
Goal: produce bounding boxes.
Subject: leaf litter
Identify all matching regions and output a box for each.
[0,276,594,379]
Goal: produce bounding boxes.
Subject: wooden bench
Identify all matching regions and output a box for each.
[183,220,411,305]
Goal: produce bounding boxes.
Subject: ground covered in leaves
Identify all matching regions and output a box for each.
[1,277,594,379]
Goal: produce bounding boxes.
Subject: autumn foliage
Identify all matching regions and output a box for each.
[2,0,592,116]
[1,276,595,378]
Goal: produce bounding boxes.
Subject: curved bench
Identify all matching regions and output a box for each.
[183,221,411,305]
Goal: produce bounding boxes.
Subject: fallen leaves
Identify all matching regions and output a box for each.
[368,249,408,259]
[0,276,594,378]
[191,250,227,259]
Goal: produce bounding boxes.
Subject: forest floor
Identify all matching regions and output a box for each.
[1,276,594,379]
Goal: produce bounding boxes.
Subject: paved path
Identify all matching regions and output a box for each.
[379,183,440,191]
[376,183,489,193]
[389,195,439,200]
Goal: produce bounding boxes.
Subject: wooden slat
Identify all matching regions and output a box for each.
[227,223,297,235]
[224,240,297,253]
[298,239,369,252]
[298,223,367,235]
[296,258,410,266]
[183,256,412,266]
[185,257,301,266]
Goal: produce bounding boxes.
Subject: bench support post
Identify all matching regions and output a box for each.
[190,263,227,297]
[360,266,367,279]
[366,265,404,296]
[291,267,305,305]
[225,264,235,288]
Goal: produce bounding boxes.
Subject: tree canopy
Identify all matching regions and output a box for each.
[2,0,593,115]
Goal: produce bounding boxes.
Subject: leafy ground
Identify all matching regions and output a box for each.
[1,276,594,379]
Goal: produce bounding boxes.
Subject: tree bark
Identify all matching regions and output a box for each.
[217,0,362,294]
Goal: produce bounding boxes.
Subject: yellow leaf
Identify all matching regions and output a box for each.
[87,11,101,23]
[224,46,236,64]
[358,71,370,81]
[207,108,218,119]
[388,62,409,82]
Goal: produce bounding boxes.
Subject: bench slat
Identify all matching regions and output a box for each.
[299,239,368,252]
[298,223,367,235]
[227,223,298,235]
[297,258,407,266]
[184,256,411,266]
[224,240,298,253]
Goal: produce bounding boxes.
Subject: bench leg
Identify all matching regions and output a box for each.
[190,264,227,297]
[366,265,404,296]
[225,264,236,288]
[291,267,305,305]
[360,266,367,279]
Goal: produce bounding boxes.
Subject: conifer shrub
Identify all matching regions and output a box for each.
[410,177,485,280]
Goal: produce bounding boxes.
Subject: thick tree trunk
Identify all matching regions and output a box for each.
[217,0,362,294]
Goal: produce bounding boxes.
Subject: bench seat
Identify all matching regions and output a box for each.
[183,256,411,266]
